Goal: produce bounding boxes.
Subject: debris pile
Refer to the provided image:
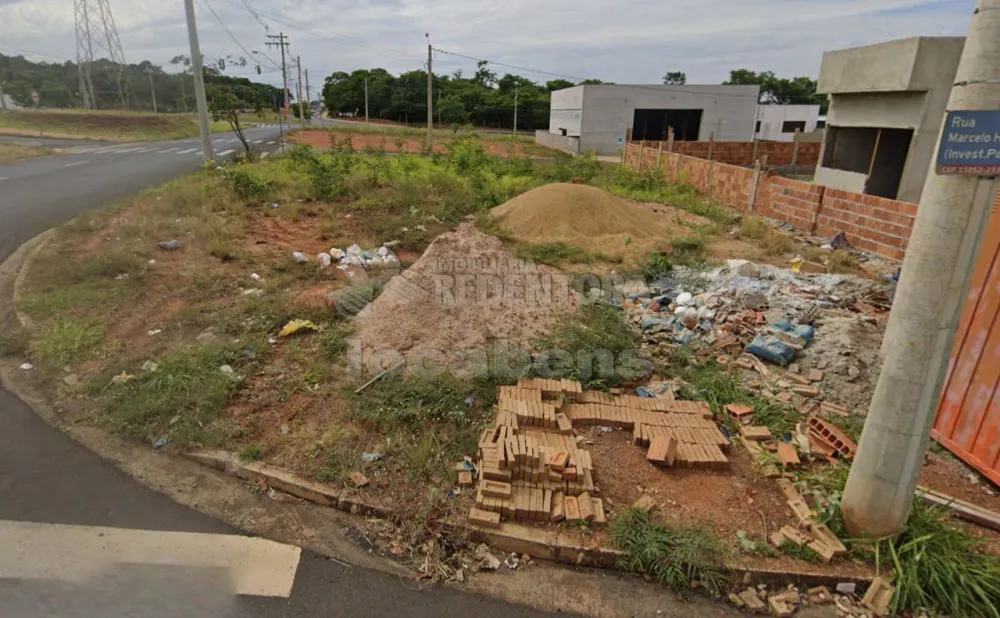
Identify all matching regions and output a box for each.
[490,183,681,259]
[356,223,577,355]
[467,378,735,529]
[626,260,892,413]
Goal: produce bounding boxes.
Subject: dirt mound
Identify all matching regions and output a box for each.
[355,223,576,362]
[491,183,678,257]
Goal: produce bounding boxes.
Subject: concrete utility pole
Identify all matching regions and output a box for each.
[183,0,213,162]
[513,84,519,134]
[364,77,370,124]
[266,32,290,148]
[180,77,187,113]
[296,56,305,127]
[304,68,311,125]
[426,33,433,150]
[0,77,7,110]
[148,73,157,113]
[842,0,1000,537]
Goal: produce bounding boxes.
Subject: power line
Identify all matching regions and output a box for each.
[199,0,280,70]
[239,0,270,31]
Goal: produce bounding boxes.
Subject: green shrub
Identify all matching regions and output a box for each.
[220,166,273,200]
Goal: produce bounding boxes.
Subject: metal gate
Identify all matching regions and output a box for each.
[933,185,1000,485]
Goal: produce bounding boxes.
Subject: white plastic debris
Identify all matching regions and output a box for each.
[141,361,159,373]
[250,273,263,282]
[292,252,309,263]
[382,240,401,248]
[220,365,235,376]
[317,253,333,267]
[19,363,34,371]
[147,329,163,336]
[241,288,264,296]
[415,225,427,232]
[148,259,157,266]
[330,248,345,260]
[676,292,693,306]
[377,246,389,257]
[673,306,687,316]
[346,244,362,256]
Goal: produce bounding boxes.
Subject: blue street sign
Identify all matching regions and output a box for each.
[937,110,1000,176]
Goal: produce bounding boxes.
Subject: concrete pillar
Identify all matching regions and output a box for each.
[667,128,675,152]
[707,132,715,161]
[842,0,1000,537]
[791,129,801,166]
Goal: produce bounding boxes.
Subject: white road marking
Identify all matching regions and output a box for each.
[218,149,235,156]
[0,519,301,598]
[159,147,180,153]
[63,160,89,168]
[261,151,271,159]
[110,147,143,154]
[266,141,276,145]
[252,140,263,144]
[0,177,8,182]
[176,148,198,155]
[135,148,157,153]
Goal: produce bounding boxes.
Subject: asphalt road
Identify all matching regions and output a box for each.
[0,129,574,617]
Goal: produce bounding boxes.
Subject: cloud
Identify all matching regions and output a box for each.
[0,0,974,90]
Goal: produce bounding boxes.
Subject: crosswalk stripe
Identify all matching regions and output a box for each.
[218,149,235,156]
[63,160,89,168]
[266,141,275,145]
[135,148,157,153]
[0,520,301,598]
[261,151,271,159]
[176,148,198,155]
[252,140,263,144]
[159,147,180,153]
[110,147,142,154]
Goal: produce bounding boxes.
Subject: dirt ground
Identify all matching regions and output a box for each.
[290,129,557,158]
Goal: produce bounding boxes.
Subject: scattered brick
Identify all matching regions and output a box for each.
[555,412,572,433]
[591,497,606,525]
[791,385,820,398]
[783,372,811,386]
[776,442,801,466]
[457,471,473,486]
[769,530,787,548]
[549,452,569,472]
[819,401,850,417]
[807,417,857,459]
[738,589,766,612]
[725,403,754,418]
[563,466,577,481]
[807,369,824,382]
[861,577,895,617]
[577,491,596,522]
[741,426,773,441]
[806,586,834,605]
[350,472,369,488]
[550,492,565,522]
[768,595,795,618]
[779,525,809,546]
[810,522,847,557]
[728,593,745,608]
[564,495,582,522]
[468,507,502,529]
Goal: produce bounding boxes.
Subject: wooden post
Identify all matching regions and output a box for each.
[667,127,675,152]
[656,141,664,168]
[708,159,716,198]
[747,159,762,213]
[707,132,715,161]
[751,139,759,166]
[791,128,801,166]
[638,140,646,171]
[760,153,769,170]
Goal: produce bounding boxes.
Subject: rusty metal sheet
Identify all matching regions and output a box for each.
[933,187,1000,486]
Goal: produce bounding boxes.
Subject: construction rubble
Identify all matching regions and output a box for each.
[624,260,893,412]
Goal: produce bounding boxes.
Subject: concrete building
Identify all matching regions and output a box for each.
[754,104,822,141]
[538,84,760,155]
[815,36,965,203]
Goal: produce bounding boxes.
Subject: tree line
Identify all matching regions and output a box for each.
[322,62,604,131]
[663,69,828,113]
[0,53,285,113]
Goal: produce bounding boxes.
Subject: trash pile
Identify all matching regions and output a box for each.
[626,260,893,413]
[727,578,894,618]
[299,243,400,275]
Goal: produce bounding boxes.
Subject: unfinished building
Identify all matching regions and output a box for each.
[815,36,965,203]
[539,84,760,155]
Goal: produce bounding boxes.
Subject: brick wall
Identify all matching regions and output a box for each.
[623,142,917,261]
[639,140,821,167]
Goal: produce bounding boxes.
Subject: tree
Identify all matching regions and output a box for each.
[662,71,687,85]
[545,79,575,91]
[724,68,827,113]
[209,89,252,157]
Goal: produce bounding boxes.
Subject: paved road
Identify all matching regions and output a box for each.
[0,130,573,617]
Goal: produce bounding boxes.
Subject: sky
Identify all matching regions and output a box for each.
[0,0,976,92]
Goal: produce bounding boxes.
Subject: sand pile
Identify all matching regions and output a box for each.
[355,223,577,358]
[491,183,675,257]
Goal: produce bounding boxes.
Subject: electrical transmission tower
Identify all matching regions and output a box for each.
[74,0,129,109]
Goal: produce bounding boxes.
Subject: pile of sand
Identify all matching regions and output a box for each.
[491,183,675,257]
[355,223,576,358]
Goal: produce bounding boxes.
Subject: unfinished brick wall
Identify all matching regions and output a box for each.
[640,140,821,167]
[623,142,917,261]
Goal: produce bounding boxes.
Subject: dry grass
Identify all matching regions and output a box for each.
[0,143,51,163]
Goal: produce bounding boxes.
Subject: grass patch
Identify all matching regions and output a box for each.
[240,445,263,461]
[0,109,207,141]
[780,540,824,563]
[515,241,616,267]
[0,143,51,163]
[535,304,649,389]
[29,319,104,374]
[102,343,252,446]
[872,500,1000,618]
[609,506,728,592]
[667,232,708,267]
[0,324,30,356]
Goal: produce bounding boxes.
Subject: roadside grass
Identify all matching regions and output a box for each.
[609,506,728,592]
[738,217,797,256]
[0,109,209,141]
[0,324,30,356]
[28,319,104,375]
[0,143,52,163]
[535,304,648,389]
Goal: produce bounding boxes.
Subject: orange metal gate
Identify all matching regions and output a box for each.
[932,184,1000,485]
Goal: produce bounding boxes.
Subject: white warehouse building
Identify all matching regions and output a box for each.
[538,84,761,155]
[754,104,823,141]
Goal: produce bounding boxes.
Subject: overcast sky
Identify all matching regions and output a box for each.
[0,0,975,91]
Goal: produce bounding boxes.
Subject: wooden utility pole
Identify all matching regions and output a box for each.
[265,32,290,148]
[513,84,519,134]
[305,68,311,124]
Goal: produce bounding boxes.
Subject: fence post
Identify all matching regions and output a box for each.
[620,138,627,168]
[638,140,646,171]
[656,141,664,169]
[667,127,675,152]
[751,139,759,166]
[707,132,715,161]
[747,159,762,213]
[708,159,716,199]
[810,185,826,234]
[791,129,801,166]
